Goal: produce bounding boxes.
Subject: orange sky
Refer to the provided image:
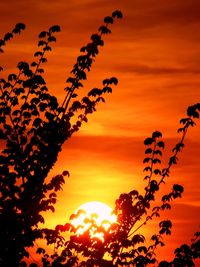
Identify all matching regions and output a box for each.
[1,0,200,264]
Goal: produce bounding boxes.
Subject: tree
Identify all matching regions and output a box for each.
[38,105,200,267]
[0,10,199,267]
[0,10,122,267]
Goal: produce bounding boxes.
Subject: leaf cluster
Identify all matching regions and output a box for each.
[39,108,200,267]
[0,10,122,267]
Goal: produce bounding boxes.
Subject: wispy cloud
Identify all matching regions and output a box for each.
[113,63,200,75]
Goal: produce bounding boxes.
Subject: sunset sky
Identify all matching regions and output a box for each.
[1,0,200,263]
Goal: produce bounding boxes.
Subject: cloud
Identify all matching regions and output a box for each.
[163,203,200,223]
[61,134,145,163]
[2,0,200,37]
[113,63,200,75]
[120,0,200,30]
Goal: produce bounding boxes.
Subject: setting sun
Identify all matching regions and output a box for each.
[70,201,116,240]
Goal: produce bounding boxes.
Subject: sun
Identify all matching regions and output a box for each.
[70,201,116,240]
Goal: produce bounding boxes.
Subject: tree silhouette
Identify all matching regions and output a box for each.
[0,10,200,267]
[38,105,200,267]
[0,10,122,267]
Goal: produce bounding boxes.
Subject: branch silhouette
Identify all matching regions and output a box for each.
[1,9,200,267]
[0,10,122,267]
[39,104,200,267]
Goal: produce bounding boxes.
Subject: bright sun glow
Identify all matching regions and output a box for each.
[70,201,116,240]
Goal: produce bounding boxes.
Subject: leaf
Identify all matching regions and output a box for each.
[104,16,114,24]
[130,190,139,197]
[161,203,171,210]
[80,46,86,52]
[143,157,151,164]
[38,102,47,112]
[145,148,152,154]
[49,25,61,33]
[3,82,11,89]
[23,111,31,118]
[112,10,123,19]
[172,142,184,152]
[159,220,172,235]
[98,25,111,34]
[82,97,91,106]
[48,205,55,212]
[31,61,37,67]
[88,88,102,97]
[150,180,159,191]
[180,118,189,125]
[63,223,71,231]
[15,88,24,96]
[132,234,145,244]
[152,158,161,164]
[17,61,29,71]
[96,96,105,103]
[43,45,52,52]
[66,77,76,84]
[34,51,43,57]
[153,149,162,156]
[102,86,112,93]
[62,170,70,177]
[38,31,48,38]
[154,169,161,175]
[34,75,46,85]
[74,69,86,80]
[137,246,147,253]
[144,137,153,146]
[71,101,82,111]
[152,131,162,139]
[38,40,47,47]
[90,34,101,42]
[157,141,165,149]
[144,175,150,180]
[12,109,20,116]
[173,184,184,194]
[49,174,65,191]
[0,39,5,46]
[41,57,47,63]
[8,73,17,81]
[169,156,177,165]
[187,104,200,118]
[102,78,110,85]
[4,106,11,115]
[33,117,42,128]
[110,77,118,85]
[12,28,20,34]
[40,86,48,92]
[143,166,151,172]
[4,32,13,41]
[45,111,55,121]
[15,23,26,30]
[48,36,56,42]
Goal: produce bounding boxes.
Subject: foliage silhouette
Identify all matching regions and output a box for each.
[0,10,122,267]
[37,104,200,267]
[0,10,200,267]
